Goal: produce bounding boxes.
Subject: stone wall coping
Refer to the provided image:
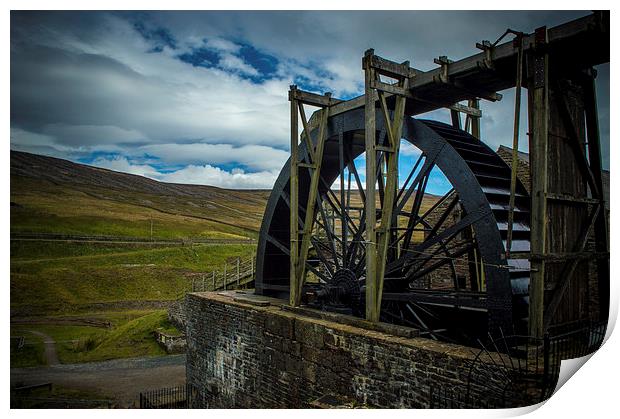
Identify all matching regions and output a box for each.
[187,291,481,361]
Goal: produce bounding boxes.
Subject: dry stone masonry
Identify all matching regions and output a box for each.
[185,291,519,408]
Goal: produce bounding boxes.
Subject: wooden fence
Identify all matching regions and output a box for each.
[190,254,256,292]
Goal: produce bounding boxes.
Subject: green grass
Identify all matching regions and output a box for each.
[11,310,179,365]
[82,310,173,362]
[11,242,255,314]
[11,241,177,261]
[10,330,46,368]
[11,175,264,240]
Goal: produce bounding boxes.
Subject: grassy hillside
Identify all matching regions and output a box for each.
[11,241,255,314]
[11,151,268,316]
[11,176,265,240]
[11,310,178,366]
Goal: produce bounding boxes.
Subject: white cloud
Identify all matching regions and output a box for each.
[159,165,278,189]
[92,156,161,179]
[10,10,608,191]
[218,53,259,76]
[204,37,241,53]
[137,143,288,172]
[91,156,279,189]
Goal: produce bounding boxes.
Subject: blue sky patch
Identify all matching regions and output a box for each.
[133,21,177,51]
[178,47,220,68]
[238,43,278,78]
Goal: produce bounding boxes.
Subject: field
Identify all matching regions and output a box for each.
[10,151,268,367]
[11,310,179,366]
[11,240,256,315]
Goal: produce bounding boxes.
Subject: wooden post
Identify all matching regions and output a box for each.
[202,274,205,292]
[363,49,410,322]
[506,34,524,256]
[236,257,240,288]
[287,87,332,306]
[375,67,408,321]
[584,70,610,322]
[289,86,300,306]
[364,49,378,322]
[223,263,227,290]
[295,105,329,301]
[450,109,462,129]
[470,99,481,139]
[528,27,549,339]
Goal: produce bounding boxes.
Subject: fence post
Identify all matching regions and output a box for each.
[191,278,195,293]
[236,257,240,288]
[212,271,216,291]
[202,274,205,292]
[224,263,227,290]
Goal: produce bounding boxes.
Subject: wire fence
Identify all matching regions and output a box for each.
[430,320,607,408]
[139,384,194,409]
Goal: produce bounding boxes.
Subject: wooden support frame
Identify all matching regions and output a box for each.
[288,85,331,307]
[363,49,409,322]
[276,12,608,336]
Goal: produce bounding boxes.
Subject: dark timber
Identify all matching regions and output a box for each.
[255,11,609,344]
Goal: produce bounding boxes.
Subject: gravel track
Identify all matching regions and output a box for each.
[11,354,186,407]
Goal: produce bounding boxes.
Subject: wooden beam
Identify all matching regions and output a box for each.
[411,12,608,89]
[527,27,549,339]
[584,69,610,322]
[289,87,343,108]
[364,49,379,322]
[366,50,412,78]
[295,107,329,301]
[302,12,607,132]
[469,99,481,139]
[375,78,408,321]
[289,86,300,306]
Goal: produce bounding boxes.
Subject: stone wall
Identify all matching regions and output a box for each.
[168,299,187,331]
[185,292,527,408]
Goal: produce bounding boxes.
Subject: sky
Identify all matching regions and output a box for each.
[10,10,609,192]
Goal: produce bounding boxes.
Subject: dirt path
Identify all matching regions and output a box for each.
[28,330,59,366]
[11,354,186,408]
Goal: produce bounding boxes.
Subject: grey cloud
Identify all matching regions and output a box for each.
[10,10,609,191]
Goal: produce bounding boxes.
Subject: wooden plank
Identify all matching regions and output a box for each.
[370,78,409,96]
[450,102,482,117]
[545,193,600,205]
[366,50,411,78]
[289,87,342,107]
[543,205,600,327]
